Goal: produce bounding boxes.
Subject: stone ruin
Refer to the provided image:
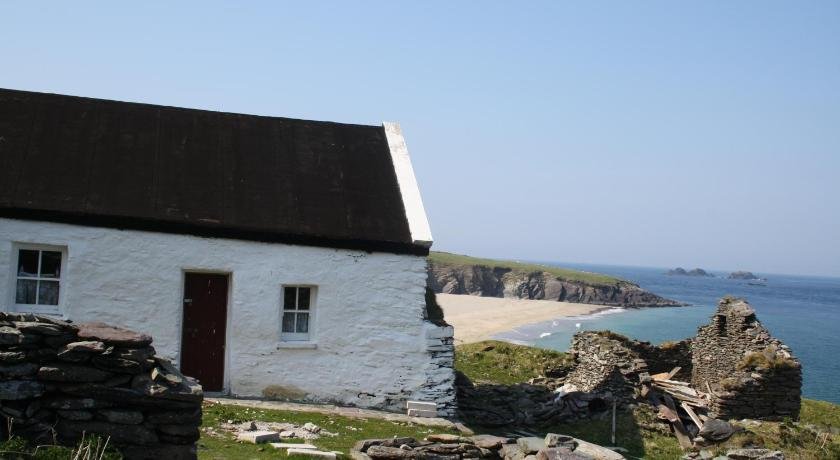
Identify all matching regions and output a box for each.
[559,297,801,421]
[691,297,801,420]
[0,313,203,459]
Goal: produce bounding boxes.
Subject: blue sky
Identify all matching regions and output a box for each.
[2,1,838,276]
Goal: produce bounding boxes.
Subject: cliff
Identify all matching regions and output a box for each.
[428,252,683,308]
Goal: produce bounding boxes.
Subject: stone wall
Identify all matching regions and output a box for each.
[0,313,202,459]
[691,298,801,420]
[412,324,457,417]
[561,331,692,404]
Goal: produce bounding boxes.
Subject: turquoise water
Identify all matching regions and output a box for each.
[495,263,840,404]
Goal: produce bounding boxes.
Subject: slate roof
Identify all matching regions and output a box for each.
[0,88,428,255]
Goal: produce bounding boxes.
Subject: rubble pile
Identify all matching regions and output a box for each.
[0,313,202,460]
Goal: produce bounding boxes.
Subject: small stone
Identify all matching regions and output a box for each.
[288,448,337,459]
[99,409,144,424]
[13,321,67,336]
[271,442,318,450]
[544,433,576,450]
[0,326,22,345]
[700,419,736,442]
[0,351,27,363]
[38,364,112,382]
[76,322,153,347]
[517,437,547,454]
[57,410,94,421]
[426,433,461,443]
[471,435,510,449]
[0,362,39,378]
[0,380,45,400]
[303,422,322,433]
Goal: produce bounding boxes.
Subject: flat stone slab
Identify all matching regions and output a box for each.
[406,400,437,411]
[237,430,280,444]
[287,448,337,459]
[407,408,437,418]
[77,322,153,347]
[270,443,317,450]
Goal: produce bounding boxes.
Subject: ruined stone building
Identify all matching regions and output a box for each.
[561,297,801,421]
[0,88,455,416]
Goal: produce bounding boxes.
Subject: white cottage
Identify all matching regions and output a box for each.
[0,88,455,415]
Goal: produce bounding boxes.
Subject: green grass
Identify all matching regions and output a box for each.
[429,251,627,286]
[199,402,459,460]
[455,340,574,385]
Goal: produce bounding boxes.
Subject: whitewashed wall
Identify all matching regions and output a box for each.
[0,217,451,412]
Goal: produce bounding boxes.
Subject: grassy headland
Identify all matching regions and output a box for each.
[429,251,627,286]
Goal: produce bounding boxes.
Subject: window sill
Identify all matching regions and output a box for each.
[276,342,318,350]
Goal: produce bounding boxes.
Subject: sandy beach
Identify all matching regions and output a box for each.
[436,293,607,344]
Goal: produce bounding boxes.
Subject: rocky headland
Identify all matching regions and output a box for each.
[667,267,713,277]
[428,252,683,308]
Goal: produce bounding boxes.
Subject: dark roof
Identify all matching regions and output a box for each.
[0,88,426,255]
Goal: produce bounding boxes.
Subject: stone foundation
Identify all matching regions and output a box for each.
[0,313,202,459]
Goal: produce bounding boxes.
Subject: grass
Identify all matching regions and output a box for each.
[198,402,460,460]
[737,347,799,371]
[428,251,627,286]
[455,340,574,384]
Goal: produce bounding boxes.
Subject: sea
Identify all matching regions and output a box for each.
[494,263,840,404]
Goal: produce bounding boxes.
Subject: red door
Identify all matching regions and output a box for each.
[181,273,228,391]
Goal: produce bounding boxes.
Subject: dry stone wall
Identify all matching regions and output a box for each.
[561,331,692,404]
[0,313,202,460]
[691,298,801,420]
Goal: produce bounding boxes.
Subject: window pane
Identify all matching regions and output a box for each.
[17,250,39,277]
[284,287,297,309]
[40,251,62,278]
[16,279,37,304]
[38,281,59,305]
[282,312,296,333]
[296,312,309,333]
[297,287,310,310]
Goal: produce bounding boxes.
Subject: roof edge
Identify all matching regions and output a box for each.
[382,122,434,248]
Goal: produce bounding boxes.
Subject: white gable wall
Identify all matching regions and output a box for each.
[0,217,451,412]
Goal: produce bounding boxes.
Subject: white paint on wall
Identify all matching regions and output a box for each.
[0,218,446,411]
[383,122,433,248]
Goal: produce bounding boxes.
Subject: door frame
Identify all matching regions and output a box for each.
[178,269,233,394]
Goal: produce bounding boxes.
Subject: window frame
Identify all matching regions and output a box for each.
[10,243,67,316]
[280,285,316,342]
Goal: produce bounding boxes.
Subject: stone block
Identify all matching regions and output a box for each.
[76,322,153,347]
[0,380,45,400]
[38,364,112,382]
[98,409,144,424]
[517,437,546,454]
[407,408,437,418]
[237,430,280,443]
[288,448,337,459]
[406,400,437,411]
[271,442,318,450]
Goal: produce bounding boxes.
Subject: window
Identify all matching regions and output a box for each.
[281,286,312,341]
[14,246,65,312]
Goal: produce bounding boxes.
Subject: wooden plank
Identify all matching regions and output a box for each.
[681,402,704,430]
[667,367,682,379]
[662,394,693,449]
[650,372,670,381]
